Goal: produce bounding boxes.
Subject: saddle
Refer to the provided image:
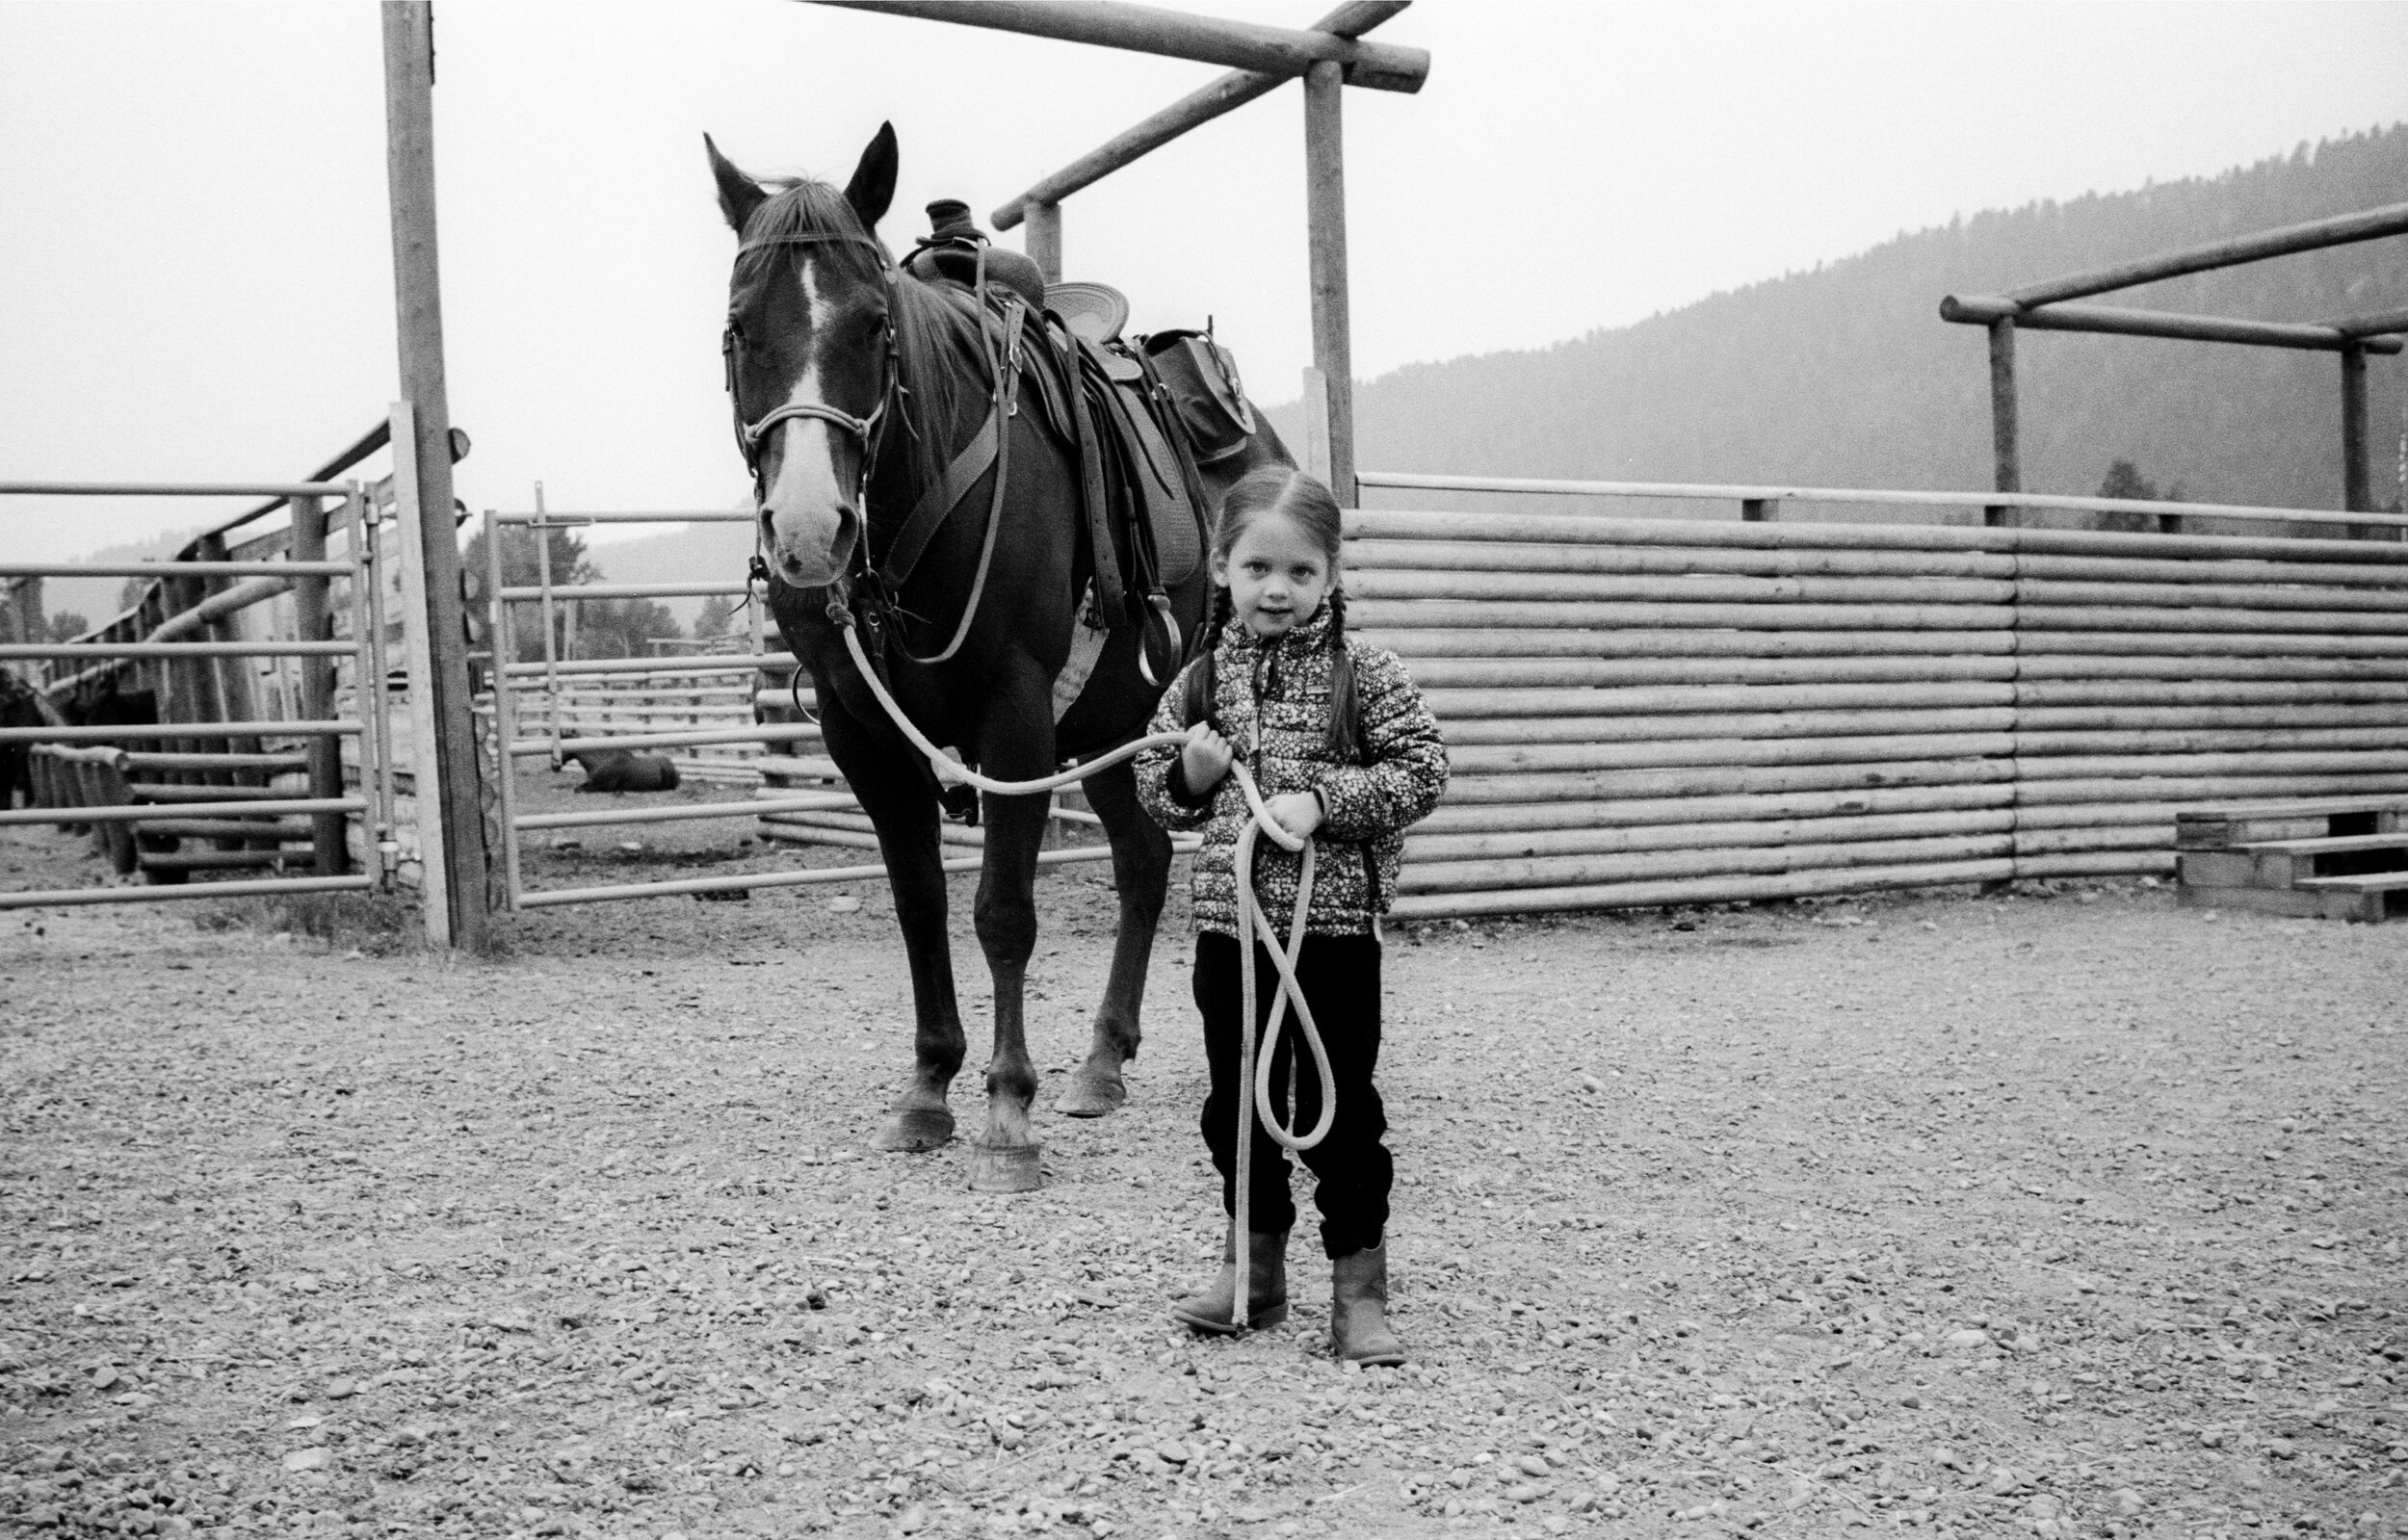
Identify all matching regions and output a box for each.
[899,202,1253,661]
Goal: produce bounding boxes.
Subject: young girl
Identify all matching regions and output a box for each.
[1135,466,1448,1366]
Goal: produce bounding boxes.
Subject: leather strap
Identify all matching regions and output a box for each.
[1063,334,1126,623]
[874,300,1026,592]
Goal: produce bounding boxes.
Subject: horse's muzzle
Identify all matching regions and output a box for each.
[766,505,858,589]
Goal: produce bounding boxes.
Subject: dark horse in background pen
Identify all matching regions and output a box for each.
[708,125,1291,1190]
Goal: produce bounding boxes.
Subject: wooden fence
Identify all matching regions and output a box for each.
[1347,508,2408,921]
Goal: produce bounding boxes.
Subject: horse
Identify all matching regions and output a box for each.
[707,124,1292,1190]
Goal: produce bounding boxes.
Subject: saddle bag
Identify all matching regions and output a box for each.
[1140,327,1254,465]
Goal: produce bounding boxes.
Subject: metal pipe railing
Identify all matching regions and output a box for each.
[1,474,398,907]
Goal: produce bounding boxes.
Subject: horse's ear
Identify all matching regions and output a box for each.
[705,133,768,236]
[843,121,899,230]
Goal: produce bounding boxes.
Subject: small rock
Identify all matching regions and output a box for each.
[2113,1488,2146,1516]
[90,1367,119,1391]
[21,1507,60,1528]
[280,1449,330,1474]
[1946,1328,1990,1349]
[1506,1482,1546,1503]
[828,896,861,914]
[1515,1454,1552,1477]
[1156,1440,1190,1464]
[326,1378,356,1400]
[896,1506,929,1534]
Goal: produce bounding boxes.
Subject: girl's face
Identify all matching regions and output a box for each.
[1213,510,1333,639]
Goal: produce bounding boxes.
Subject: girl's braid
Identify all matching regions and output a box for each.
[1181,585,1236,731]
[1324,585,1361,763]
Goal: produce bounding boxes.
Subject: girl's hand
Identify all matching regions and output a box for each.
[1263,790,1324,841]
[1180,723,1234,793]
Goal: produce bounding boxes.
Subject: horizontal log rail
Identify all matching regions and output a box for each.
[990,0,1409,228]
[2002,200,2408,308]
[1350,477,2408,532]
[1940,294,2403,354]
[808,1,1430,92]
[1334,495,2408,918]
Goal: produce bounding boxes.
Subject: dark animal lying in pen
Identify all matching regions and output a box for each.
[566,749,681,794]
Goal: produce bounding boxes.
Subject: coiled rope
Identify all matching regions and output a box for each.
[838,623,1333,1328]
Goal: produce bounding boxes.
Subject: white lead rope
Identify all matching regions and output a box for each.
[837,625,1335,1324]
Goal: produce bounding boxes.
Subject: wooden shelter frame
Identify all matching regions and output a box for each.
[375,0,1426,946]
[810,0,1429,505]
[1940,203,2408,525]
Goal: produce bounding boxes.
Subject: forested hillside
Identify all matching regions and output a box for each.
[1308,125,2407,513]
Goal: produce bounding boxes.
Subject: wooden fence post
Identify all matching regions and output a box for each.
[1027,201,1062,284]
[1300,366,1334,491]
[2342,342,2375,538]
[382,0,488,949]
[1303,60,1355,507]
[1984,317,2020,529]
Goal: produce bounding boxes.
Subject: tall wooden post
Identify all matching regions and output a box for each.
[1027,201,1062,284]
[2341,342,2371,512]
[382,0,488,949]
[1302,60,1355,507]
[1983,317,2020,528]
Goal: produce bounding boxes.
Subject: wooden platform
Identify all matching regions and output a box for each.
[2175,796,2408,921]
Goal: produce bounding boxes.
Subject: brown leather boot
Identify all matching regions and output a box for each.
[1329,1241,1405,1366]
[1170,1227,1289,1334]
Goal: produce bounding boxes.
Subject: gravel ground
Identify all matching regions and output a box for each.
[4,774,2406,1540]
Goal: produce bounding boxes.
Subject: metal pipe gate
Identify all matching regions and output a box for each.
[0,479,400,909]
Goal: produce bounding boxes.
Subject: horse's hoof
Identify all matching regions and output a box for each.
[966,1140,1043,1193]
[872,1106,955,1153]
[1052,1068,1127,1118]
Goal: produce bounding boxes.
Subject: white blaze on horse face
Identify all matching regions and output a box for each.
[760,260,857,587]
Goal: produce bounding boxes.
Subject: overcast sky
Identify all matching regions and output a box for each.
[4,1,2404,564]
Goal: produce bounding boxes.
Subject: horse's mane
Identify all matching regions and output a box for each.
[740,177,967,507]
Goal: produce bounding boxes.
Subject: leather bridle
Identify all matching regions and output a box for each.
[721,229,902,509]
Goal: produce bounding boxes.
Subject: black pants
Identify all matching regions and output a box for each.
[1193,930,1391,1260]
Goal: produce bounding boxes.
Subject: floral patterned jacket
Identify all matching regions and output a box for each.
[1134,609,1448,937]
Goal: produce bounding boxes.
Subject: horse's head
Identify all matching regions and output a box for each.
[708,125,900,591]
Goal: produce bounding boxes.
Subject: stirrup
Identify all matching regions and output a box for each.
[1136,590,1181,689]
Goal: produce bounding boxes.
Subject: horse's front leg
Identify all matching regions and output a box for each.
[1053,757,1170,1117]
[964,663,1058,1192]
[820,694,964,1153]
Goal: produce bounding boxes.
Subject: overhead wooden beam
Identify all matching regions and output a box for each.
[992,0,1408,230]
[2003,201,2408,308]
[2334,305,2408,339]
[1942,294,2405,354]
[808,1,1428,91]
